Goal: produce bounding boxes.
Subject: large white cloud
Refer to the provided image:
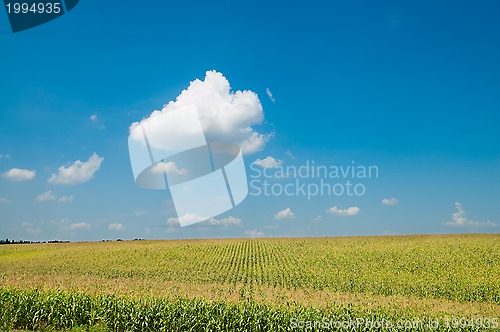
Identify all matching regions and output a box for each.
[327,206,360,216]
[445,202,496,227]
[49,153,104,185]
[130,71,271,154]
[274,208,296,220]
[2,168,36,181]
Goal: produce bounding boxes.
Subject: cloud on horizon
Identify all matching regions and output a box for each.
[445,202,496,227]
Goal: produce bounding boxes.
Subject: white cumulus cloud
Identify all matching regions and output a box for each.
[382,197,399,206]
[327,206,360,217]
[274,208,296,220]
[2,168,36,181]
[108,223,124,231]
[90,114,98,122]
[130,70,271,154]
[445,202,496,227]
[243,229,265,238]
[253,156,283,168]
[49,153,104,185]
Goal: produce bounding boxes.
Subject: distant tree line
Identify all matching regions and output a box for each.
[0,239,70,245]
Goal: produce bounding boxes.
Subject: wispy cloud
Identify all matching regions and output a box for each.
[49,153,104,185]
[285,150,296,160]
[36,191,56,202]
[2,168,36,181]
[327,206,360,217]
[266,88,276,102]
[0,197,11,204]
[22,222,42,235]
[36,190,73,203]
[444,202,496,227]
[70,222,91,230]
[274,208,295,220]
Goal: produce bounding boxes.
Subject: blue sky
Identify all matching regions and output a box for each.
[0,1,498,241]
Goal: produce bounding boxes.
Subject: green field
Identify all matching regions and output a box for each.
[0,234,499,331]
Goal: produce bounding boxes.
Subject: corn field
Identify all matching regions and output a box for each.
[0,234,499,331]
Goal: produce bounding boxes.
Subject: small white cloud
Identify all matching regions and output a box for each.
[312,215,322,221]
[285,150,296,160]
[151,161,188,175]
[382,197,399,206]
[108,223,124,231]
[90,114,98,122]
[58,196,74,203]
[70,222,90,230]
[49,153,104,185]
[0,197,12,204]
[266,88,276,103]
[243,229,265,238]
[2,168,36,181]
[207,216,242,226]
[253,156,283,168]
[327,206,360,216]
[36,190,56,202]
[0,154,10,161]
[445,202,496,227]
[274,208,296,220]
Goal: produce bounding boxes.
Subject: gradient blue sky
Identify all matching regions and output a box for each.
[0,1,498,241]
